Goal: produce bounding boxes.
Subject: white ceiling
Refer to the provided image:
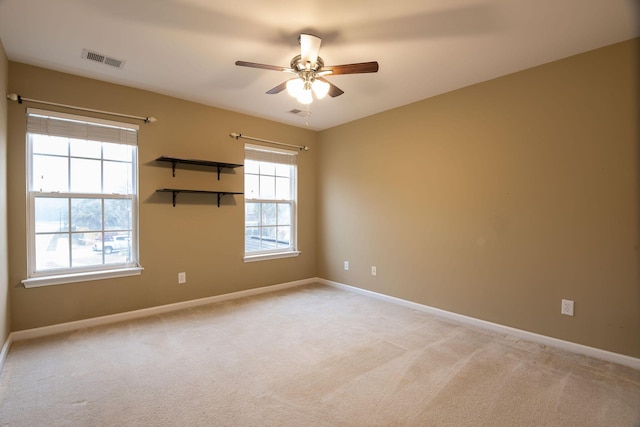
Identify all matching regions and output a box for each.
[0,0,638,130]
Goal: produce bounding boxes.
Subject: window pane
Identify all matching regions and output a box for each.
[277,203,291,226]
[246,202,260,227]
[260,175,275,199]
[245,227,260,252]
[70,158,101,192]
[259,162,276,176]
[261,226,276,248]
[35,233,70,270]
[245,174,259,199]
[33,155,68,192]
[275,177,290,200]
[277,226,291,248]
[103,143,133,161]
[104,199,132,230]
[262,203,277,226]
[71,232,104,267]
[71,198,102,231]
[103,161,132,194]
[275,164,290,178]
[105,233,132,261]
[244,159,259,174]
[91,232,132,261]
[32,134,68,156]
[70,138,101,159]
[35,197,69,233]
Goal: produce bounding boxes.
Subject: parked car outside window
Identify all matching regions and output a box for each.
[92,234,131,255]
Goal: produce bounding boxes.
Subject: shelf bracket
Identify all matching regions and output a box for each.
[217,166,222,180]
[217,193,223,208]
[172,190,179,207]
[171,160,177,177]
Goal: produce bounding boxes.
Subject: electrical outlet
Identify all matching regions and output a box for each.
[178,272,186,284]
[371,266,377,276]
[561,299,574,316]
[344,261,349,271]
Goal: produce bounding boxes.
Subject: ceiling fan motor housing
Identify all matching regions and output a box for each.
[290,55,326,91]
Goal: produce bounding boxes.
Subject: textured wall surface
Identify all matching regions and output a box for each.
[317,39,639,357]
[7,63,317,330]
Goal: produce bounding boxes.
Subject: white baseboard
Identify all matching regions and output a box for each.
[4,277,638,372]
[318,278,640,371]
[10,278,315,343]
[0,333,13,371]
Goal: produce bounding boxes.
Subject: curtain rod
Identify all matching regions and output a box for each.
[229,132,309,151]
[6,93,157,123]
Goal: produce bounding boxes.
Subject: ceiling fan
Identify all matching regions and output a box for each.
[235,33,379,104]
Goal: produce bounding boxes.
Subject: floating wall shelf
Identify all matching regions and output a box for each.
[156,156,243,180]
[155,156,243,207]
[156,188,243,207]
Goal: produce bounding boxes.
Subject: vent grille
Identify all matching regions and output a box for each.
[82,49,125,69]
[103,57,124,68]
[85,51,105,63]
[289,109,310,117]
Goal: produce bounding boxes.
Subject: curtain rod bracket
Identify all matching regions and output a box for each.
[6,93,156,124]
[229,132,309,151]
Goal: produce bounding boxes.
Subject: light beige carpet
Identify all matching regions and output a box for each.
[1,284,639,426]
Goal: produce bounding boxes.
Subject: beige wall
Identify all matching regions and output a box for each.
[317,39,640,358]
[0,39,9,343]
[7,63,317,330]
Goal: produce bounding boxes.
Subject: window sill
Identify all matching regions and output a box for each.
[22,266,144,288]
[243,251,301,263]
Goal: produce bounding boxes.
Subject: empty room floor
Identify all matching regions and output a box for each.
[1,284,638,426]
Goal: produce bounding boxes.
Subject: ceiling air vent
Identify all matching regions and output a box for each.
[82,49,126,69]
[288,109,310,117]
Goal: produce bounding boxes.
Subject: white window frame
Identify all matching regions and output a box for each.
[22,108,142,287]
[243,144,300,262]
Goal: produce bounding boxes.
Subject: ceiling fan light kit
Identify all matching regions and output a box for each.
[286,76,330,104]
[236,33,379,105]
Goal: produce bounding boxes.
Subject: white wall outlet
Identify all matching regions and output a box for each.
[344,261,349,271]
[561,299,574,316]
[371,266,377,276]
[178,272,186,284]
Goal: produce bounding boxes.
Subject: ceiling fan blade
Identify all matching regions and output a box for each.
[323,61,379,75]
[317,77,344,97]
[266,80,289,95]
[235,61,293,73]
[299,33,322,67]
